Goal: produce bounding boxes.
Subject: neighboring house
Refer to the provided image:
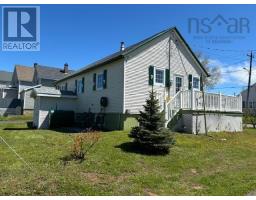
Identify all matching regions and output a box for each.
[241,83,256,113]
[11,65,35,98]
[32,27,243,133]
[0,71,17,99]
[0,71,20,116]
[33,63,74,87]
[20,63,74,114]
[0,71,12,88]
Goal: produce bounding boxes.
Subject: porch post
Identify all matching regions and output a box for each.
[239,94,243,112]
[191,87,194,110]
[164,100,168,128]
[219,92,222,111]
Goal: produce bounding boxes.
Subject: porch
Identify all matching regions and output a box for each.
[165,89,243,133]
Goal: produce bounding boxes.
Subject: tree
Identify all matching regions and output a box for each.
[129,90,175,154]
[196,52,222,89]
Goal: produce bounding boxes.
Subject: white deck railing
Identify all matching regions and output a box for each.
[165,89,242,126]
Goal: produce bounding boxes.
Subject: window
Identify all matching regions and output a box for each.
[242,101,246,108]
[77,80,83,93]
[249,102,253,108]
[175,76,183,93]
[193,77,200,90]
[155,69,164,85]
[97,73,104,89]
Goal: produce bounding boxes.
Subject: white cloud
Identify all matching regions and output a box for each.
[208,59,255,86]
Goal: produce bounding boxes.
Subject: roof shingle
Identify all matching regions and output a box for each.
[35,65,74,81]
[15,65,34,82]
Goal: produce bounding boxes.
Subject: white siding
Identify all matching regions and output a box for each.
[124,32,205,114]
[57,59,124,113]
[34,96,77,129]
[22,90,34,110]
[33,97,40,127]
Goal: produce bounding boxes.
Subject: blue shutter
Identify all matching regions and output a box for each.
[93,74,96,91]
[75,80,77,94]
[148,66,154,86]
[188,74,192,90]
[82,77,85,93]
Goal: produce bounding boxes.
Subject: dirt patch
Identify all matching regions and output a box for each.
[80,172,129,185]
[247,190,256,196]
[191,184,204,190]
[144,189,158,196]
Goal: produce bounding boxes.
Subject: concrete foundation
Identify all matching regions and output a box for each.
[171,110,243,134]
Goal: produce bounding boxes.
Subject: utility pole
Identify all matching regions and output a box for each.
[246,51,254,109]
[201,73,208,136]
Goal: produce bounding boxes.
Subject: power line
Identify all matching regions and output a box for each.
[208,86,247,91]
[191,44,250,53]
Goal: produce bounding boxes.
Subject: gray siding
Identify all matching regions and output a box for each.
[124,32,205,114]
[57,59,124,113]
[21,90,35,110]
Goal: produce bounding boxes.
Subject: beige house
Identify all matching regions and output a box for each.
[32,27,243,133]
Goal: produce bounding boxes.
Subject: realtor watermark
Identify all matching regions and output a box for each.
[2,6,40,51]
[188,14,250,44]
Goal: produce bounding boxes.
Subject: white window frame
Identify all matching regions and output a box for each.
[77,79,83,94]
[96,73,104,90]
[154,68,165,86]
[174,74,184,94]
[193,76,200,90]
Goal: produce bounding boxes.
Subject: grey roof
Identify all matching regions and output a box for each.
[31,86,76,98]
[56,27,209,83]
[35,65,74,81]
[21,84,42,92]
[0,71,13,83]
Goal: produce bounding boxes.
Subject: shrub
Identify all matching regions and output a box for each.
[243,113,256,128]
[129,90,175,154]
[71,131,100,161]
[26,121,34,129]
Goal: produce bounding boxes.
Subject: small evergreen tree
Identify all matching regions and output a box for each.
[129,90,175,154]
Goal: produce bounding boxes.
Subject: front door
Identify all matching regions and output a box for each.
[175,76,183,93]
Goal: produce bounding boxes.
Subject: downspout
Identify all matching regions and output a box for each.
[168,33,171,98]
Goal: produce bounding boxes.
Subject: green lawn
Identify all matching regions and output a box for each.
[0,114,32,121]
[0,122,256,195]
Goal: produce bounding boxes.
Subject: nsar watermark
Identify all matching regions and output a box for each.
[188,14,250,44]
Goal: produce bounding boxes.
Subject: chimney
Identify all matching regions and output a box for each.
[120,42,125,51]
[34,63,38,68]
[64,63,68,73]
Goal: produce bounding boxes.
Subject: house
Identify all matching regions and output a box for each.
[33,63,73,87]
[0,71,17,99]
[32,27,243,133]
[0,71,12,88]
[20,63,74,114]
[241,83,256,114]
[11,65,35,98]
[0,70,20,116]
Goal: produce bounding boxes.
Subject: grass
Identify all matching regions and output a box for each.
[0,122,256,195]
[0,114,32,121]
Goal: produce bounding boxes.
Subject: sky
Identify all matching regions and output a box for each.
[0,4,256,95]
